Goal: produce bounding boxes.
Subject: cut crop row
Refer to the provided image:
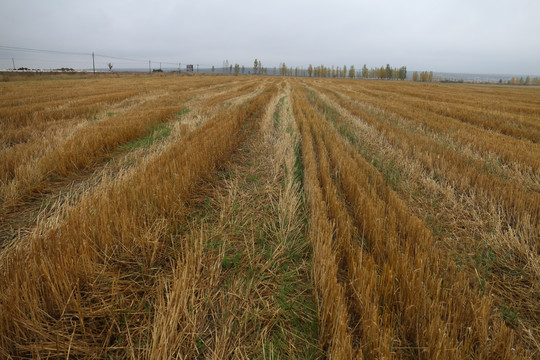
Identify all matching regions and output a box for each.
[0,79,261,212]
[292,87,523,358]
[349,82,540,143]
[302,83,539,355]
[309,83,540,235]
[327,82,540,172]
[357,80,540,116]
[0,83,277,358]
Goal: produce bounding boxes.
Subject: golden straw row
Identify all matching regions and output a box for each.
[306,81,539,193]
[300,82,539,355]
[0,75,237,114]
[321,81,540,172]
[0,78,142,107]
[350,81,540,143]
[303,84,540,309]
[0,77,165,125]
[0,82,277,358]
[0,76,246,142]
[0,79,264,248]
[292,86,526,358]
[308,82,540,233]
[358,79,540,116]
[292,91,354,358]
[0,79,260,213]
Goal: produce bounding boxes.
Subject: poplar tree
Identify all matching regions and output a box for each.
[398,66,407,80]
[386,64,392,79]
[280,63,287,76]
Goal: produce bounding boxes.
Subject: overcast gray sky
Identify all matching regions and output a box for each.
[1,0,539,74]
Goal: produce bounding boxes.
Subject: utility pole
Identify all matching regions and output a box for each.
[178,62,181,72]
[92,52,95,75]
[197,64,199,73]
[160,62,162,71]
[149,60,151,74]
[12,57,15,70]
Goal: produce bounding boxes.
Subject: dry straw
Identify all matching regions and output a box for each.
[0,80,276,358]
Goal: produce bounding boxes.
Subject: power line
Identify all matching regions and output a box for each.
[0,57,93,66]
[94,54,184,67]
[0,44,214,70]
[0,45,90,56]
[94,53,147,63]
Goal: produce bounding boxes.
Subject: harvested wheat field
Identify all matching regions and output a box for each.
[0,74,539,359]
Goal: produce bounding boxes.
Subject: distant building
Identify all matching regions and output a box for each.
[186,64,194,72]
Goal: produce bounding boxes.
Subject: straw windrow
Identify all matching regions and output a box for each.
[0,75,537,358]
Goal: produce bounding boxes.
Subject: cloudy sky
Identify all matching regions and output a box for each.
[1,0,539,74]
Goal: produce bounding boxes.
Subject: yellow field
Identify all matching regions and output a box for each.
[0,74,538,358]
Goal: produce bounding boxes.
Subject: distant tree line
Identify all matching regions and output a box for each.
[506,76,540,85]
[218,58,269,75]
[211,59,540,86]
[412,71,434,82]
[213,59,408,80]
[303,63,407,80]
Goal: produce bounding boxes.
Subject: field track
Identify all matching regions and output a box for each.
[0,74,539,358]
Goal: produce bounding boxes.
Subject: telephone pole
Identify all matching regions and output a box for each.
[92,52,95,75]
[12,57,15,70]
[149,60,151,74]
[197,64,199,73]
